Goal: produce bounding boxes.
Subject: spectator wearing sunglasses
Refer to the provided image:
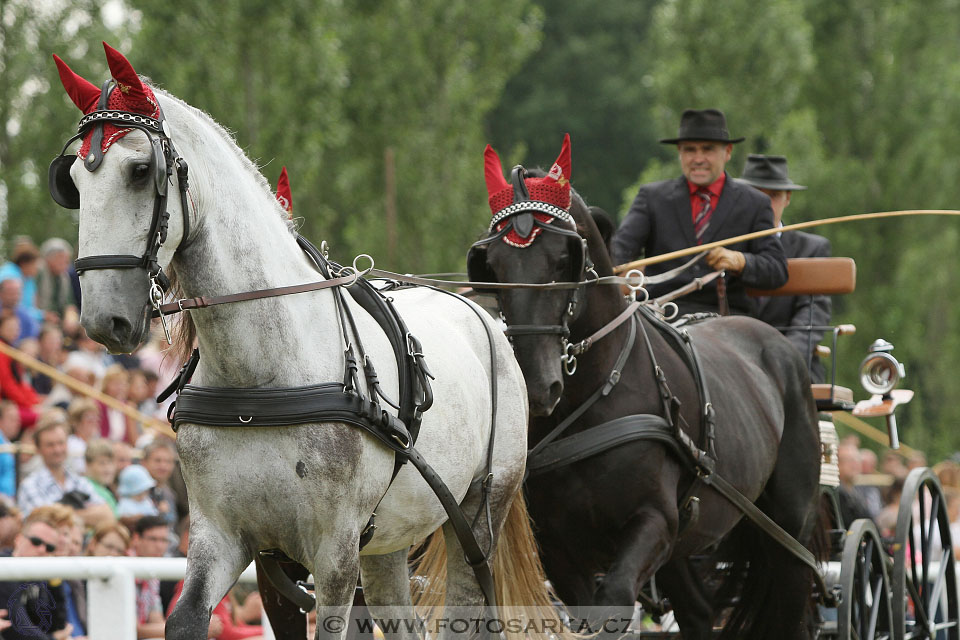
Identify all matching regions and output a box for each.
[0,508,76,639]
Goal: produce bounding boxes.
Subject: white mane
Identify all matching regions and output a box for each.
[150,85,295,234]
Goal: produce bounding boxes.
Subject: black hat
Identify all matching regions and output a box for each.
[738,154,807,191]
[660,108,745,144]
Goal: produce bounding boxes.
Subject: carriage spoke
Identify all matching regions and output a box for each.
[926,548,950,628]
[866,572,883,639]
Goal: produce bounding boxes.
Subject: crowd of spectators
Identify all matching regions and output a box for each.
[0,235,264,638]
[836,435,960,560]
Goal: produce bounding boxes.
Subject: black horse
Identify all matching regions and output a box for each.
[467,136,822,639]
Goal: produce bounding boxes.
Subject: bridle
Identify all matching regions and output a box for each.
[49,79,191,339]
[467,165,599,372]
[467,165,655,376]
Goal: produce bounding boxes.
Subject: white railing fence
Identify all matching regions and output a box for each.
[0,557,272,640]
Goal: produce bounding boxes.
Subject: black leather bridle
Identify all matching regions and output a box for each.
[467,165,592,339]
[49,79,191,339]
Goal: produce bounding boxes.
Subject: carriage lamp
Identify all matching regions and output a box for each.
[858,339,905,396]
[855,339,911,450]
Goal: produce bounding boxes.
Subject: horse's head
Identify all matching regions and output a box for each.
[50,43,189,353]
[468,135,594,416]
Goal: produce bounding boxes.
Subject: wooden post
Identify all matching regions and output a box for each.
[0,341,175,439]
[385,146,397,265]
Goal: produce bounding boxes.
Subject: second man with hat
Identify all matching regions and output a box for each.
[611,108,787,316]
[739,154,831,382]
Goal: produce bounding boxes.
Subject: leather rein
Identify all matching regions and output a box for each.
[476,199,829,601]
[55,93,504,608]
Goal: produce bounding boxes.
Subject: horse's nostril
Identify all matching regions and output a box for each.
[548,380,564,404]
[110,315,132,340]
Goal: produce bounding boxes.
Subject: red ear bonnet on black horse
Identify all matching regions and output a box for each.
[468,134,577,292]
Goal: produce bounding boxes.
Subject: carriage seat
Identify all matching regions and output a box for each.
[746,257,857,297]
[812,383,856,411]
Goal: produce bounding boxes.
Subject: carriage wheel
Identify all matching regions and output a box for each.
[891,467,960,639]
[838,518,893,640]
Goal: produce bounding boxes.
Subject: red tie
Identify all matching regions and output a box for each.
[694,189,712,244]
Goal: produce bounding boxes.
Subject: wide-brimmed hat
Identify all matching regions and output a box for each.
[117,464,156,497]
[660,108,745,144]
[738,154,807,191]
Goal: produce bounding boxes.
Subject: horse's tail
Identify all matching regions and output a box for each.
[411,490,576,639]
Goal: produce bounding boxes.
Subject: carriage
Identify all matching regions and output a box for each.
[47,42,960,640]
[776,257,959,640]
[467,137,960,640]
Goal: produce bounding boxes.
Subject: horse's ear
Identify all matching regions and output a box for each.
[276,167,293,218]
[547,133,572,183]
[484,144,509,202]
[53,55,101,114]
[102,42,153,112]
[589,206,616,247]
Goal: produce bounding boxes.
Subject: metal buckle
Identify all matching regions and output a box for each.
[150,277,172,345]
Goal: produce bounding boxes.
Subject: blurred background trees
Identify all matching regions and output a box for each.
[3,0,960,456]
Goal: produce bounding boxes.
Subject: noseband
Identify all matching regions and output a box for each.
[49,79,191,336]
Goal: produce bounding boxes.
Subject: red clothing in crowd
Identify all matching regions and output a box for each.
[167,580,263,640]
[0,345,39,427]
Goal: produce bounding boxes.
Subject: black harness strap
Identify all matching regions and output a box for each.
[527,414,676,476]
[526,314,636,468]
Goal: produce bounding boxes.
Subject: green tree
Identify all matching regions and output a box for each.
[0,0,131,250]
[487,0,660,216]
[129,0,541,273]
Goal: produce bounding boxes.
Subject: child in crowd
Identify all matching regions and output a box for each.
[66,397,100,474]
[116,464,159,521]
[83,439,118,515]
[0,312,40,428]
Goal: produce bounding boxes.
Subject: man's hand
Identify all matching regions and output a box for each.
[705,247,745,274]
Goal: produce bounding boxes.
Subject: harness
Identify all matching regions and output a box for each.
[50,85,502,610]
[49,79,191,318]
[467,179,830,600]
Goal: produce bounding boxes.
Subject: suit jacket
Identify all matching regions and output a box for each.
[611,174,787,314]
[755,230,832,382]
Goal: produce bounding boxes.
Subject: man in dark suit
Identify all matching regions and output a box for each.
[739,154,831,382]
[611,108,788,316]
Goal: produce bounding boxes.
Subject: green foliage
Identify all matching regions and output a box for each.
[7,0,960,458]
[129,0,540,273]
[0,0,129,250]
[487,1,660,215]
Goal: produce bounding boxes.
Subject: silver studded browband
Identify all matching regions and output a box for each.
[77,110,162,134]
[488,201,575,232]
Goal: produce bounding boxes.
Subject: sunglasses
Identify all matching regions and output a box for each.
[27,536,57,553]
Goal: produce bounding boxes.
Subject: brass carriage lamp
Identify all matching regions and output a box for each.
[854,339,913,449]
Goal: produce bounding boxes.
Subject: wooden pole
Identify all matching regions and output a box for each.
[613,209,960,273]
[832,411,916,455]
[0,341,175,439]
[384,147,397,266]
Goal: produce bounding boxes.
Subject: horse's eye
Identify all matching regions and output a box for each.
[132,163,151,182]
